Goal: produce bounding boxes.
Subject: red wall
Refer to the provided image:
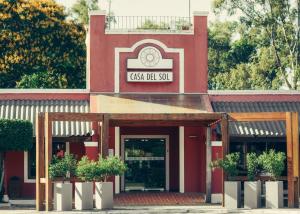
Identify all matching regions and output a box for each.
[184,127,206,193]
[89,14,208,93]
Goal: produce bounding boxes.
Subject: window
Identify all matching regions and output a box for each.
[24,141,69,183]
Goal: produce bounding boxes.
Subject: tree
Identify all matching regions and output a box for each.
[0,0,86,88]
[0,119,33,200]
[71,0,99,26]
[213,0,299,89]
[208,21,282,90]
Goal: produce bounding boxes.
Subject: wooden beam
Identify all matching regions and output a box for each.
[109,113,223,121]
[36,113,45,211]
[109,120,216,127]
[101,114,109,157]
[45,113,53,211]
[229,112,286,122]
[220,114,229,207]
[48,112,104,122]
[286,112,295,208]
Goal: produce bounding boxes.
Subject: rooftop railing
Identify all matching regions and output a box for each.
[105,16,193,31]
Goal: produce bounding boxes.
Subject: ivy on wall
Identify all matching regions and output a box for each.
[0,119,33,151]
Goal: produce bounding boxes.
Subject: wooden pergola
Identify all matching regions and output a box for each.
[228,112,299,208]
[35,112,226,211]
[35,111,299,211]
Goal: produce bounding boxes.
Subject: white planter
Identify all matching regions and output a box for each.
[265,181,283,208]
[54,182,72,211]
[95,182,113,209]
[244,181,261,208]
[75,182,93,210]
[224,181,241,209]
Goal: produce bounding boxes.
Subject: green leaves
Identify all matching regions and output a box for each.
[210,152,240,177]
[75,155,126,182]
[0,119,33,151]
[258,149,286,181]
[49,154,77,180]
[246,152,260,181]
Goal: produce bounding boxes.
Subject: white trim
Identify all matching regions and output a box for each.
[211,141,222,147]
[115,127,120,194]
[106,30,194,35]
[24,152,35,183]
[89,10,106,16]
[193,11,209,16]
[84,141,98,147]
[65,142,70,155]
[0,89,89,94]
[114,39,184,93]
[120,135,169,191]
[179,126,185,193]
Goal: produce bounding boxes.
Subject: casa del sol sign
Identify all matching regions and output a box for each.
[126,46,173,82]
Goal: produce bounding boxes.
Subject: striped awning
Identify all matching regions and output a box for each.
[0,100,91,137]
[212,101,300,137]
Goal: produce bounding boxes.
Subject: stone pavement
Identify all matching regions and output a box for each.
[1,206,300,214]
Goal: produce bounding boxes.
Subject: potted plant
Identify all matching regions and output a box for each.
[259,149,286,208]
[95,156,126,210]
[49,154,77,211]
[75,156,96,210]
[244,152,261,208]
[210,152,240,208]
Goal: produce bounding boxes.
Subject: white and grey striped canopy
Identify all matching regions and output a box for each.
[0,100,91,137]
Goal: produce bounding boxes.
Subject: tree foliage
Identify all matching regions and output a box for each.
[71,0,99,25]
[210,152,240,177]
[0,119,33,151]
[208,21,283,90]
[0,0,86,88]
[49,154,77,181]
[212,0,299,89]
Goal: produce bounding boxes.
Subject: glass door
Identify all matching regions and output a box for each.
[124,138,166,191]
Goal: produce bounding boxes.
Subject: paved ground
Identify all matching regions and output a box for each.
[1,206,300,214]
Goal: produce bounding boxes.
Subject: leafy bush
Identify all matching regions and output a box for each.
[98,156,127,182]
[76,156,101,182]
[0,119,33,151]
[49,154,77,181]
[246,152,261,181]
[258,149,286,181]
[210,152,240,177]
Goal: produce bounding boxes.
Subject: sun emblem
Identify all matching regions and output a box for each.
[140,47,160,67]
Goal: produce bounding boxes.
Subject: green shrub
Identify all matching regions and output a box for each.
[76,156,101,182]
[49,154,77,181]
[258,149,286,181]
[210,152,240,177]
[246,152,261,181]
[0,119,33,151]
[97,156,127,182]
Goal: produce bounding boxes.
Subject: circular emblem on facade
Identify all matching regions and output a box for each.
[140,47,160,67]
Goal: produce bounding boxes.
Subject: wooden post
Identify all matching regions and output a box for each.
[101,114,109,157]
[292,112,299,207]
[286,112,297,208]
[36,113,45,211]
[45,113,53,211]
[221,113,229,207]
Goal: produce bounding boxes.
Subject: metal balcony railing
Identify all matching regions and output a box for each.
[105,16,193,31]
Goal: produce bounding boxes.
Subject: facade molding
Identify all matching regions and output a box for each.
[114,39,184,93]
[115,127,120,194]
[179,126,185,193]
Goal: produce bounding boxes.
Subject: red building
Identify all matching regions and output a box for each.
[1,11,300,204]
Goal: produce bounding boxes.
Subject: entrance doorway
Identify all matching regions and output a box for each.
[121,135,169,192]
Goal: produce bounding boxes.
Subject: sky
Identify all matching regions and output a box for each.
[56,0,225,22]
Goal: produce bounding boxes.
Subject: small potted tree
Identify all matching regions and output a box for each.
[244,152,261,208]
[95,156,126,210]
[259,149,286,208]
[75,156,97,210]
[49,154,77,211]
[210,152,240,208]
